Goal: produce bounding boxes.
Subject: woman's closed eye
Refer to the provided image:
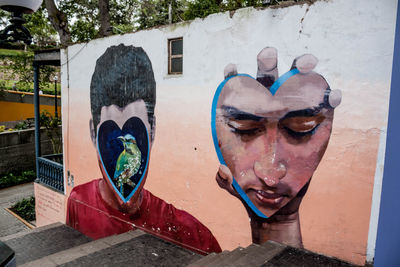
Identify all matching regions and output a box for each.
[227,120,265,137]
[280,116,324,138]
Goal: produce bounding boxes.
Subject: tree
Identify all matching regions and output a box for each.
[137,0,187,30]
[99,0,113,37]
[44,0,138,43]
[24,4,58,47]
[44,0,72,46]
[182,0,221,20]
[40,0,298,46]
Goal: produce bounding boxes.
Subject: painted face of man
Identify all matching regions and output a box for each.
[215,71,334,218]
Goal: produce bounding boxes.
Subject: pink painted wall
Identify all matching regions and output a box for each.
[59,1,397,264]
[35,183,66,227]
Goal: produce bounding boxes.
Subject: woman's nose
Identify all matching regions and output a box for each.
[253,124,287,187]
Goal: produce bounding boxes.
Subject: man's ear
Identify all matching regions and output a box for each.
[150,116,156,145]
[89,118,96,147]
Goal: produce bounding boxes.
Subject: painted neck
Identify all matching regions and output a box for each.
[247,181,310,248]
[99,178,142,215]
[249,211,303,248]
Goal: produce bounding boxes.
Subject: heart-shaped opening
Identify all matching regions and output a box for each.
[211,71,299,219]
[97,117,149,203]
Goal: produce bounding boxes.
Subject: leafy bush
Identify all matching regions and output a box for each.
[10,196,35,222]
[40,111,62,153]
[0,170,36,189]
[0,79,60,95]
[14,121,28,130]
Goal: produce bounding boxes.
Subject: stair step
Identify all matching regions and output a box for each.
[201,251,231,266]
[227,242,285,267]
[214,246,246,266]
[261,246,355,267]
[0,222,62,242]
[187,252,218,267]
[2,223,92,265]
[188,251,229,267]
[23,230,202,266]
[227,243,265,266]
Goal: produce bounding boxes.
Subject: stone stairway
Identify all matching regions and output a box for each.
[0,223,92,265]
[0,222,356,266]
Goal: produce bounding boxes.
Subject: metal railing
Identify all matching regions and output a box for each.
[37,153,64,193]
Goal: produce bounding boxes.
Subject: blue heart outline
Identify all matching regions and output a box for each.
[97,118,150,203]
[211,69,299,219]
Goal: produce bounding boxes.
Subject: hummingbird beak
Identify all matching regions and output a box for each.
[117,136,125,143]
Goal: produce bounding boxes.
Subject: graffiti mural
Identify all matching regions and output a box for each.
[212,47,342,247]
[66,44,221,254]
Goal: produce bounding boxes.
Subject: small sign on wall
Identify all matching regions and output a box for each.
[35,183,66,227]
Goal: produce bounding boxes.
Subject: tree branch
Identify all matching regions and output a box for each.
[44,0,71,46]
[98,0,113,37]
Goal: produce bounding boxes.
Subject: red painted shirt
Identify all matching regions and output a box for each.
[66,179,221,254]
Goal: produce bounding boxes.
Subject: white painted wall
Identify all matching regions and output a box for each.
[60,0,397,264]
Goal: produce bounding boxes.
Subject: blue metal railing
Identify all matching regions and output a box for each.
[37,154,64,193]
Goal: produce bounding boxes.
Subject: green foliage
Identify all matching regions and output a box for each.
[40,111,62,154]
[10,196,36,222]
[183,0,221,20]
[0,49,30,57]
[0,47,59,95]
[14,121,28,130]
[0,170,36,189]
[34,0,303,44]
[183,0,299,20]
[57,0,140,42]
[8,52,34,90]
[70,19,98,43]
[0,79,60,95]
[24,4,58,47]
[137,0,186,30]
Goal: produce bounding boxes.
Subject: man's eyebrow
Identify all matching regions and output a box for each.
[221,105,263,121]
[282,107,322,119]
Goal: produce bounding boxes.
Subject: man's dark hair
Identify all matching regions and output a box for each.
[90,44,156,137]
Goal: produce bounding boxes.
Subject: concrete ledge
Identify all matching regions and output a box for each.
[0,127,61,175]
[4,207,35,229]
[0,222,62,242]
[20,230,146,267]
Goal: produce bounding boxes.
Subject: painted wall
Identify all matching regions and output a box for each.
[0,90,61,122]
[34,183,66,227]
[60,0,397,264]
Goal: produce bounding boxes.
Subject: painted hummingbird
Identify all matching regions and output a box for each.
[113,134,141,196]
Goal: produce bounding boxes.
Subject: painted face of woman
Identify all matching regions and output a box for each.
[215,73,334,217]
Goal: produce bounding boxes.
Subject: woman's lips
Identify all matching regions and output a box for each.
[253,189,284,205]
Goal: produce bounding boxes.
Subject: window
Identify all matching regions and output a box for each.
[168,38,183,74]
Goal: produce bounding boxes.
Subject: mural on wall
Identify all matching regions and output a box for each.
[212,47,342,248]
[66,44,221,254]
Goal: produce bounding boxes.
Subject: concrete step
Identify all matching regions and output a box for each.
[187,252,218,267]
[23,230,202,267]
[187,251,229,267]
[188,241,286,267]
[220,243,284,267]
[215,246,246,266]
[189,239,356,267]
[0,222,92,265]
[261,246,356,267]
[198,251,230,266]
